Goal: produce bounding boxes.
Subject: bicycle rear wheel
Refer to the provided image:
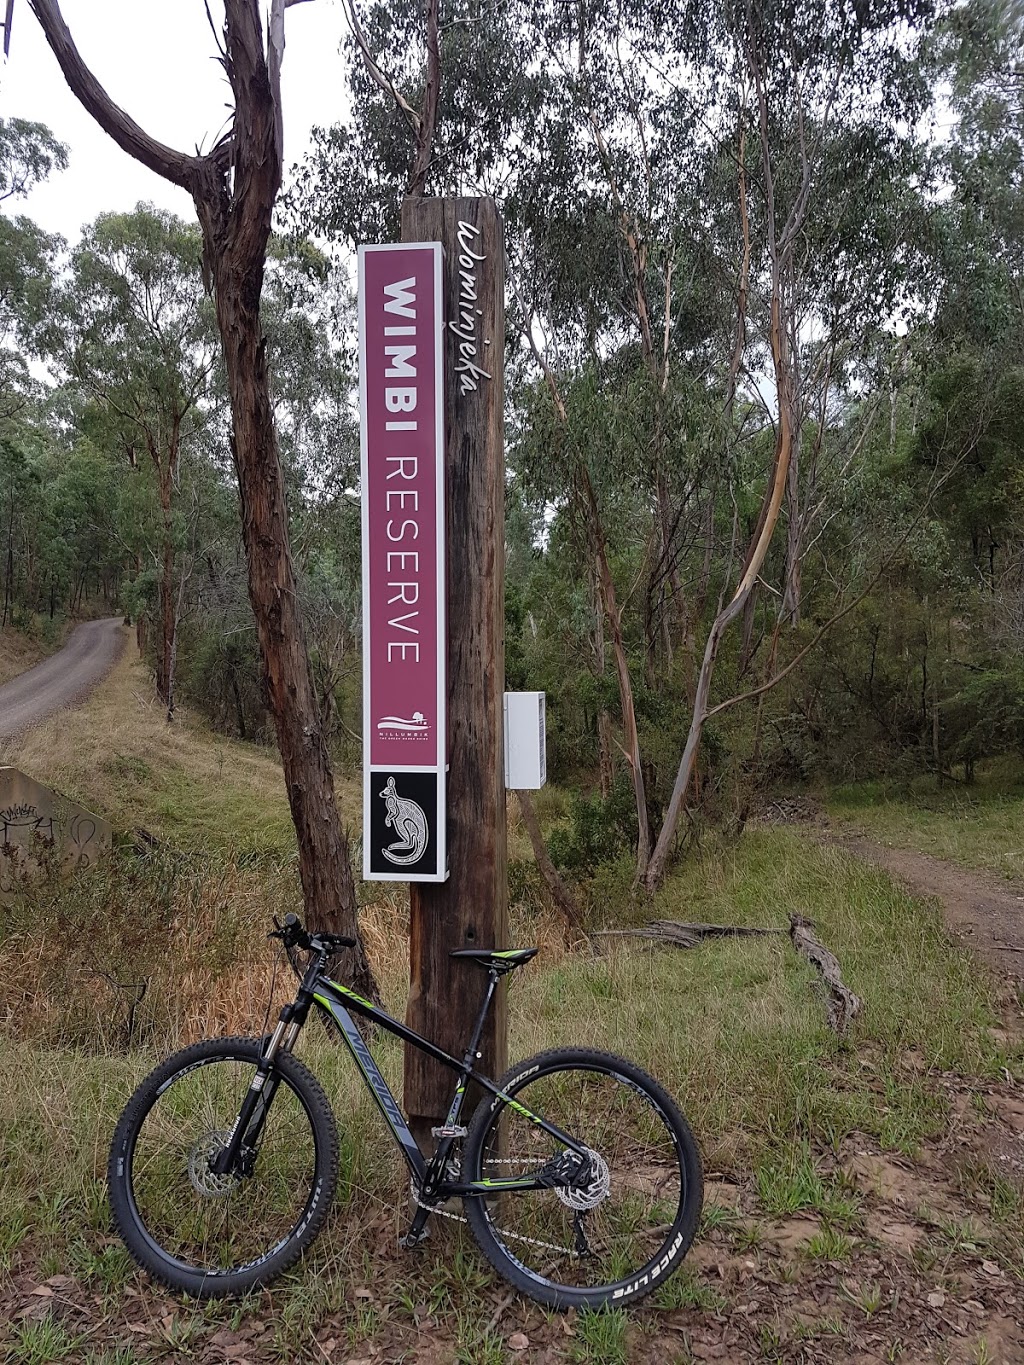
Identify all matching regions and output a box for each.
[462,1048,702,1310]
[108,1036,338,1297]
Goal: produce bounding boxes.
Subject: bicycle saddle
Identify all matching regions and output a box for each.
[449,947,538,974]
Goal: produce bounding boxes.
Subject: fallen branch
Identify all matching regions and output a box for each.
[788,913,863,1034]
[593,919,783,949]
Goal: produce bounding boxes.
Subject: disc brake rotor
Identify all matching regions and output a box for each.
[555,1148,610,1211]
[187,1130,239,1198]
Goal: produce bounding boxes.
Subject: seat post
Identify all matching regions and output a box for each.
[461,970,500,1070]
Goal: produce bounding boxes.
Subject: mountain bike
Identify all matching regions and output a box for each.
[108,914,703,1310]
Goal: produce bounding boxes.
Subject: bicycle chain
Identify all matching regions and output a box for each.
[410,1164,579,1259]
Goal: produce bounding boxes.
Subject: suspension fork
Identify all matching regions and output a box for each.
[210,996,308,1177]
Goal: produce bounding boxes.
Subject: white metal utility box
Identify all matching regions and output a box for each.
[503,691,546,790]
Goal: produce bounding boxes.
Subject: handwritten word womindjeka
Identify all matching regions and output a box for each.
[449,219,493,396]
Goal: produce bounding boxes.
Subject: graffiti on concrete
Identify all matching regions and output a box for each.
[0,767,111,893]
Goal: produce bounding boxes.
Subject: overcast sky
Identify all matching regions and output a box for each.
[1,0,350,242]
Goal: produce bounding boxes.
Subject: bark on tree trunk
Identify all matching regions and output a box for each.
[588,554,614,798]
[2,491,12,631]
[655,465,680,660]
[207,252,376,995]
[644,284,795,893]
[738,579,758,677]
[516,790,586,941]
[156,501,174,706]
[781,424,802,626]
[26,0,378,998]
[585,475,651,878]
[598,708,615,799]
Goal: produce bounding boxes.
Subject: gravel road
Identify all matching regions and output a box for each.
[0,617,126,739]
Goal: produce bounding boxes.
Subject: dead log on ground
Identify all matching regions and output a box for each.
[593,920,783,950]
[789,913,863,1034]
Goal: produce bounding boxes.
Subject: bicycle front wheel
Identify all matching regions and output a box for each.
[463,1048,702,1310]
[108,1036,338,1298]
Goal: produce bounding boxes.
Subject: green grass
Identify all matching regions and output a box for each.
[543,826,1012,1167]
[4,1317,84,1364]
[804,1226,854,1261]
[571,1308,630,1364]
[755,1142,859,1223]
[827,766,1024,882]
[4,661,1024,1357]
[651,1267,728,1312]
[0,824,1018,1361]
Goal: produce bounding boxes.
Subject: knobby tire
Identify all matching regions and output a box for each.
[462,1047,703,1310]
[108,1036,338,1298]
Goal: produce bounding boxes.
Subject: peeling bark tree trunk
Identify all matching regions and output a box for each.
[781,421,803,626]
[29,0,377,999]
[203,238,373,987]
[644,285,795,893]
[642,47,813,893]
[592,509,651,878]
[588,555,614,799]
[516,790,586,942]
[156,472,175,707]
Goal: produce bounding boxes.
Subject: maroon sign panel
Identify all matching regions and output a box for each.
[359,243,447,882]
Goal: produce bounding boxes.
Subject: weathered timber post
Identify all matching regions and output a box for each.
[401,196,508,1144]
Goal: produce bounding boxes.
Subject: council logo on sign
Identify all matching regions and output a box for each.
[375,711,430,736]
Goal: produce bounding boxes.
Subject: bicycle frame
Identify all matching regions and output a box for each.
[307,969,587,1200]
[212,938,590,1217]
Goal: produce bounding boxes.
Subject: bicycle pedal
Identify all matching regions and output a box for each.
[430,1125,468,1138]
[399,1227,431,1249]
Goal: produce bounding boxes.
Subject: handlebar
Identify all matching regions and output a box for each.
[269,913,356,956]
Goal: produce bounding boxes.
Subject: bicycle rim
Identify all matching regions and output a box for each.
[470,1058,691,1300]
[123,1052,321,1281]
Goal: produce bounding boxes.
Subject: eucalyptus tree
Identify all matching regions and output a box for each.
[0,118,68,628]
[0,119,65,427]
[634,0,941,886]
[29,0,377,991]
[298,0,940,888]
[0,116,67,203]
[53,207,218,709]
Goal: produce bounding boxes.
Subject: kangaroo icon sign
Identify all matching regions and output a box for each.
[359,242,448,881]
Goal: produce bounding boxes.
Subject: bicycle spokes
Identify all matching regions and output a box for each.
[126,1053,320,1278]
[472,1063,687,1288]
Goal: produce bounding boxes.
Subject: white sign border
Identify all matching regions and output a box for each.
[358,242,448,882]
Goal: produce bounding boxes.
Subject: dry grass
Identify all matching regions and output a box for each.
[0,623,67,688]
[2,648,364,856]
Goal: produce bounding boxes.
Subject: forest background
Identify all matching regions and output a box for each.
[3,2,1024,1359]
[2,0,1023,911]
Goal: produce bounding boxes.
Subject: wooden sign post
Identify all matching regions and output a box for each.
[400,196,508,1143]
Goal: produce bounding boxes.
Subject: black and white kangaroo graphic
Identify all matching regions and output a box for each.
[379,777,429,866]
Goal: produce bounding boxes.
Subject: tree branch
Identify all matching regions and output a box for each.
[28,0,198,190]
[408,0,440,197]
[341,0,422,137]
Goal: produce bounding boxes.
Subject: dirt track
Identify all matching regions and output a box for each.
[824,832,1024,982]
[0,617,125,739]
